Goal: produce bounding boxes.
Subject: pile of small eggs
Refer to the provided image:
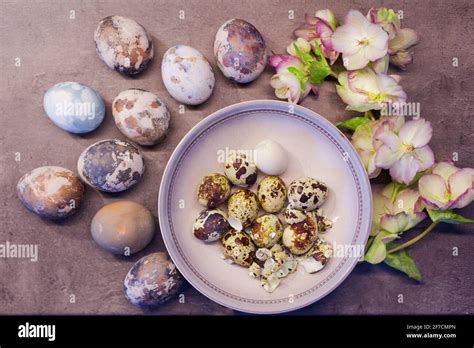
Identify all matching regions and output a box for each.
[17,15,269,308]
[193,140,334,293]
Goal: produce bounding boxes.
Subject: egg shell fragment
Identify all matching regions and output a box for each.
[161,45,215,105]
[17,166,84,220]
[94,15,154,75]
[43,82,105,134]
[124,252,183,307]
[214,19,267,83]
[91,201,155,255]
[112,89,171,146]
[77,139,145,193]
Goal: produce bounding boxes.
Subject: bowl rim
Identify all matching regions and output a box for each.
[158,99,372,314]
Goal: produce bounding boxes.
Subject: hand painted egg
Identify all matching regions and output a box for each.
[91,201,155,255]
[197,173,231,208]
[124,252,183,307]
[224,151,257,187]
[222,229,256,267]
[227,189,259,228]
[43,82,105,134]
[161,45,215,105]
[17,166,83,219]
[112,89,171,146]
[214,19,267,83]
[77,139,145,192]
[288,177,328,211]
[193,208,229,242]
[257,176,287,213]
[94,15,154,75]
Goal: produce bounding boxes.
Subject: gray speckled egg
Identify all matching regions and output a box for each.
[94,15,153,75]
[224,151,257,187]
[162,45,215,105]
[193,208,229,242]
[247,214,283,248]
[197,173,231,208]
[43,82,105,134]
[257,176,287,213]
[288,177,328,211]
[112,89,171,146]
[227,189,259,228]
[124,252,183,307]
[222,229,256,266]
[214,19,267,83]
[91,201,155,255]
[282,215,318,255]
[17,166,84,220]
[77,139,145,192]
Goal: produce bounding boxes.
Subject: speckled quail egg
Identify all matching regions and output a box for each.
[124,252,183,307]
[112,89,170,146]
[77,139,145,192]
[247,214,283,248]
[193,208,229,242]
[17,166,84,220]
[310,208,333,233]
[254,139,288,175]
[288,176,328,211]
[282,205,307,224]
[282,215,318,255]
[214,19,267,83]
[197,173,231,208]
[227,189,259,227]
[161,45,215,105]
[222,229,256,266]
[300,238,332,273]
[94,15,153,75]
[224,151,257,187]
[257,176,287,213]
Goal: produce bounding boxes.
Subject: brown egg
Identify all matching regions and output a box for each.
[197,173,231,207]
[91,201,155,255]
[17,166,83,219]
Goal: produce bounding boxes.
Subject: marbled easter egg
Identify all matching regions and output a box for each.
[94,15,154,75]
[17,166,84,219]
[77,139,145,192]
[112,89,171,146]
[214,19,267,83]
[91,201,155,255]
[161,45,215,105]
[124,252,184,307]
[43,82,105,134]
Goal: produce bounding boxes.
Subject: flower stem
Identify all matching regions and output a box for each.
[387,221,441,254]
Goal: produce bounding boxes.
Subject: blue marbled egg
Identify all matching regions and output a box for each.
[43,82,105,134]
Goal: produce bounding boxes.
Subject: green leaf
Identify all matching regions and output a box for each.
[364,230,398,264]
[382,182,407,203]
[292,42,313,66]
[427,209,474,224]
[384,249,422,281]
[287,66,307,91]
[308,43,331,85]
[336,116,369,132]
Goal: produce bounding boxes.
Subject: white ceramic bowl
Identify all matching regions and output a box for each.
[159,100,372,314]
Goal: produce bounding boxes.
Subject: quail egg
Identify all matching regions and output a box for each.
[222,229,256,267]
[254,139,288,175]
[282,205,307,224]
[227,189,259,227]
[193,208,229,242]
[257,176,287,213]
[282,215,318,255]
[247,214,283,248]
[288,176,328,211]
[224,151,257,187]
[197,173,231,208]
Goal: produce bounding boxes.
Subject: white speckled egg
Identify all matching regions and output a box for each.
[77,139,145,192]
[91,201,155,255]
[227,189,259,228]
[224,151,257,187]
[193,208,229,242]
[17,166,84,220]
[214,19,267,83]
[43,82,105,134]
[282,216,318,255]
[288,177,329,211]
[161,45,215,105]
[124,252,183,307]
[94,15,153,75]
[254,139,288,175]
[112,89,171,146]
[222,229,256,266]
[257,176,287,213]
